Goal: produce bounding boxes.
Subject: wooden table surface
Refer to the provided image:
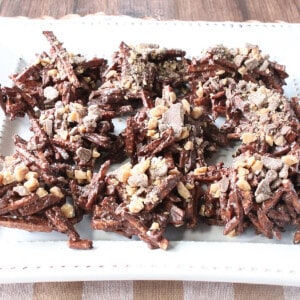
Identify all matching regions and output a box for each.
[0,0,299,22]
[0,1,300,300]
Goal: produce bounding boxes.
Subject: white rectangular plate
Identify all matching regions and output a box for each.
[0,16,300,285]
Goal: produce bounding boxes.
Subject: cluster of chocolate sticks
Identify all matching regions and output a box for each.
[0,31,299,249]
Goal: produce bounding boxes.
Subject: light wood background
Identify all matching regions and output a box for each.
[0,0,299,22]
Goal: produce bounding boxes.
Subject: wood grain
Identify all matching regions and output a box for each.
[0,0,299,22]
[32,282,83,300]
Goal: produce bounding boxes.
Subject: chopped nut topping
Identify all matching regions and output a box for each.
[115,162,132,183]
[92,148,101,158]
[237,167,249,178]
[13,165,29,182]
[274,135,286,146]
[179,127,190,139]
[24,171,38,180]
[149,222,160,231]
[168,168,181,175]
[184,141,194,151]
[209,183,220,198]
[196,86,204,98]
[251,160,263,173]
[181,99,191,114]
[36,187,49,198]
[74,170,87,180]
[147,129,157,137]
[50,186,64,199]
[68,111,81,123]
[281,155,299,166]
[61,203,75,218]
[245,156,256,168]
[86,170,93,182]
[236,178,251,191]
[149,105,168,118]
[128,195,144,214]
[241,132,257,144]
[2,171,15,185]
[131,159,150,176]
[177,181,192,201]
[47,69,58,77]
[194,166,208,175]
[126,185,137,196]
[265,134,274,146]
[24,178,39,192]
[191,106,204,119]
[148,117,158,130]
[238,66,247,76]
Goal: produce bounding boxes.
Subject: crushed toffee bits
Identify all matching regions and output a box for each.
[0,30,300,250]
